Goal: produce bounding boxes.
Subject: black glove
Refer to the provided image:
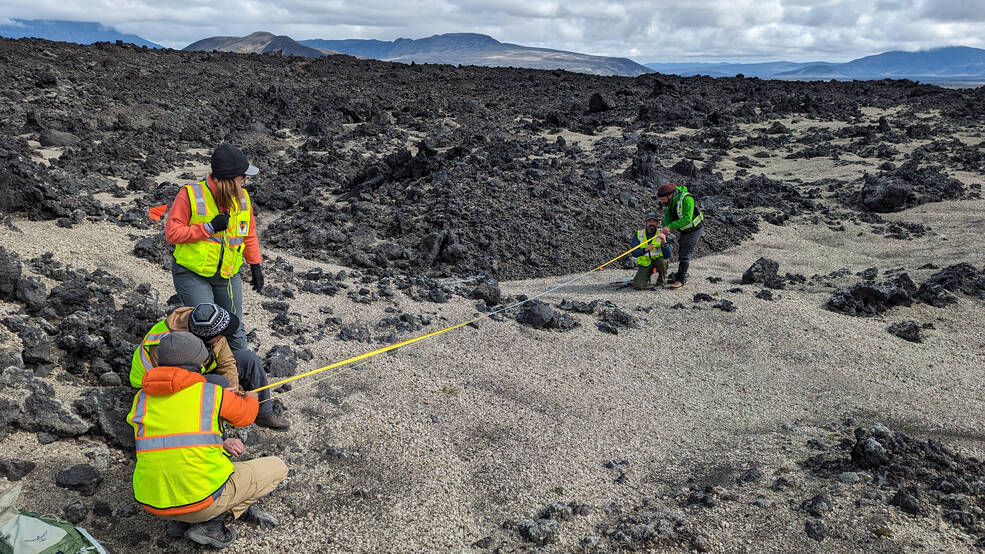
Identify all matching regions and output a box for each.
[207,213,230,233]
[250,264,264,293]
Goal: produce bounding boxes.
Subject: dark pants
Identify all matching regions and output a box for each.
[675,226,704,283]
[233,350,272,416]
[633,258,668,290]
[172,261,247,352]
[205,373,229,387]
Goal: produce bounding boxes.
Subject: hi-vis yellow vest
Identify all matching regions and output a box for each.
[173,179,252,279]
[129,319,217,388]
[127,378,232,515]
[636,229,664,267]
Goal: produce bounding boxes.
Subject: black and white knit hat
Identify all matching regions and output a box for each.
[188,303,239,340]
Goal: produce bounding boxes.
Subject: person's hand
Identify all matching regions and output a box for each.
[223,438,245,457]
[206,213,230,234]
[658,232,667,242]
[661,226,670,236]
[250,264,264,293]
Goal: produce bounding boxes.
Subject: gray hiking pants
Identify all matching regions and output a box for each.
[172,261,247,352]
[233,349,273,416]
[675,226,704,283]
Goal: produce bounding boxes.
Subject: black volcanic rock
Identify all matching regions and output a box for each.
[741,257,781,286]
[888,321,922,342]
[588,93,614,113]
[55,464,103,496]
[0,246,22,300]
[0,35,980,287]
[0,459,36,481]
[825,274,917,316]
[861,177,913,212]
[918,263,985,301]
[39,128,81,147]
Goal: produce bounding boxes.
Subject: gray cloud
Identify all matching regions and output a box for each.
[2,0,984,62]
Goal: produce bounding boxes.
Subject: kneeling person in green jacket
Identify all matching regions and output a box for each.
[631,212,673,290]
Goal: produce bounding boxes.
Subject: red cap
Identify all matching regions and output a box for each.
[657,183,677,197]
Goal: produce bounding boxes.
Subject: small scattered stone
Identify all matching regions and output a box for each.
[55,464,103,496]
[98,372,122,386]
[838,472,861,484]
[737,466,764,484]
[539,501,573,521]
[63,501,87,524]
[805,519,827,541]
[801,493,834,517]
[888,321,922,342]
[0,459,36,481]
[243,504,280,529]
[518,518,560,545]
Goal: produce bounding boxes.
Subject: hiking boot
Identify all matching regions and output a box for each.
[666,281,685,289]
[185,516,237,549]
[255,412,290,431]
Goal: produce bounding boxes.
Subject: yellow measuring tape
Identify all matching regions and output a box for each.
[251,240,649,394]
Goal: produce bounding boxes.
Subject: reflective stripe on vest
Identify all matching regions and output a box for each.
[130,320,172,388]
[136,433,225,452]
[127,378,232,513]
[676,192,704,231]
[172,179,252,279]
[635,229,664,267]
[130,319,219,388]
[190,182,208,217]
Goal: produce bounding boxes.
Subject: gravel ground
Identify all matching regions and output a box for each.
[2,193,984,552]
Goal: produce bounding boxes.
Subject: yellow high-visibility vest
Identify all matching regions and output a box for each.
[127,377,232,515]
[635,229,664,267]
[173,179,252,279]
[129,319,219,388]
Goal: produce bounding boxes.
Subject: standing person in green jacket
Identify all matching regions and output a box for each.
[658,183,704,289]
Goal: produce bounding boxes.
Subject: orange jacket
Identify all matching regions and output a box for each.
[164,175,262,265]
[141,366,258,427]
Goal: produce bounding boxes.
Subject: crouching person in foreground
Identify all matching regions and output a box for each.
[127,332,288,548]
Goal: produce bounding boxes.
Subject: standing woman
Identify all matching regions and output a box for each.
[165,143,264,352]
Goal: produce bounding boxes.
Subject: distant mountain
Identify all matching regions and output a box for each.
[184,31,332,58]
[644,61,831,78]
[647,46,985,81]
[791,46,985,77]
[300,33,653,77]
[0,19,163,48]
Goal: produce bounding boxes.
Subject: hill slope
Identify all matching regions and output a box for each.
[0,19,163,48]
[301,33,653,77]
[184,31,329,58]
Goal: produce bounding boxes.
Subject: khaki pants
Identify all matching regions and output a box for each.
[632,259,668,290]
[166,457,288,524]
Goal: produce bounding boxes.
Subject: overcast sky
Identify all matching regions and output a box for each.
[2,0,983,62]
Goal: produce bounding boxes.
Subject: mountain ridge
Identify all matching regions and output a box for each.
[302,32,654,76]
[0,19,163,48]
[646,46,985,80]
